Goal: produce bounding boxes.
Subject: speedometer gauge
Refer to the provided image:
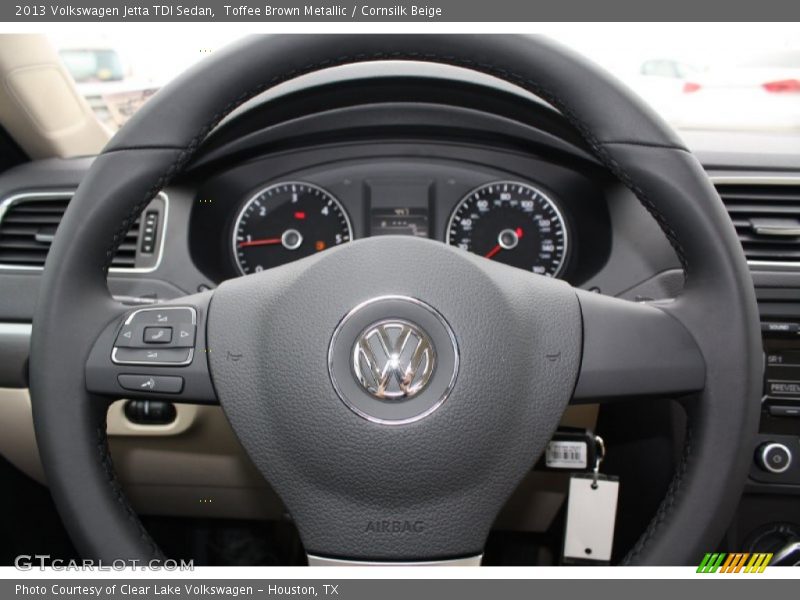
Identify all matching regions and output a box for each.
[446,181,568,277]
[232,182,352,275]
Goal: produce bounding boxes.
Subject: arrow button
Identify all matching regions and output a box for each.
[114,325,136,347]
[173,324,196,348]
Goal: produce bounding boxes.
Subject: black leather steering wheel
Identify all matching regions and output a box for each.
[29,34,761,565]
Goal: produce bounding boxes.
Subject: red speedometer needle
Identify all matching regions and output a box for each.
[485,227,523,259]
[238,237,281,248]
[485,244,502,259]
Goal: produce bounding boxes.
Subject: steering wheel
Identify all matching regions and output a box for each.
[29,35,761,566]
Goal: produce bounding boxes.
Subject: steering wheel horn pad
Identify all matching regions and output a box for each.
[208,236,581,560]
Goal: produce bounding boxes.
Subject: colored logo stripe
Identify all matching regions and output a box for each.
[745,553,773,573]
[697,553,726,573]
[697,553,772,573]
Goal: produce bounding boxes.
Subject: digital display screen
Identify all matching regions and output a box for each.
[764,337,800,398]
[370,208,429,238]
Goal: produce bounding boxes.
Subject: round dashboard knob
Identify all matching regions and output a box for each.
[756,443,793,474]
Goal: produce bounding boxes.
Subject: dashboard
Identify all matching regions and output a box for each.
[0,68,799,562]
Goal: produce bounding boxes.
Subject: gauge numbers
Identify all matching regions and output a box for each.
[233,182,352,275]
[446,181,568,277]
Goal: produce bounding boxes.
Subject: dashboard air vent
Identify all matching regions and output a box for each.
[716,183,800,264]
[0,192,145,269]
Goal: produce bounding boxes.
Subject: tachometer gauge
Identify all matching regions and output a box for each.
[232,182,352,275]
[446,181,568,277]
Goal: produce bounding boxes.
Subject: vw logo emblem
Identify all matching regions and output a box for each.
[352,320,436,400]
[329,295,458,424]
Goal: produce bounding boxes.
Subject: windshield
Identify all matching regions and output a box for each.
[59,48,125,82]
[49,26,800,133]
[737,50,800,69]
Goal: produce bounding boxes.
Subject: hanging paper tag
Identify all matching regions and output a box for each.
[563,473,620,564]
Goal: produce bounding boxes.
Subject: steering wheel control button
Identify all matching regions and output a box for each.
[112,347,193,366]
[173,323,197,347]
[143,326,172,344]
[329,296,459,424]
[111,306,197,364]
[118,374,184,395]
[87,294,215,404]
[756,442,793,474]
[115,324,136,347]
[134,306,195,326]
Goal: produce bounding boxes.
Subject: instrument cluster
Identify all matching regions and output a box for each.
[231,178,569,278]
[187,143,612,287]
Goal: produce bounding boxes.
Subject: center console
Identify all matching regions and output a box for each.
[751,321,800,485]
[727,312,800,564]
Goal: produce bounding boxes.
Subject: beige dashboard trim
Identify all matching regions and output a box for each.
[0,386,596,526]
[0,387,284,520]
[0,388,43,483]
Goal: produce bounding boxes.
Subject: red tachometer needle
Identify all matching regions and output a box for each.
[238,237,282,248]
[485,244,502,259]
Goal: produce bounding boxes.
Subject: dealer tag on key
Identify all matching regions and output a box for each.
[562,435,620,565]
